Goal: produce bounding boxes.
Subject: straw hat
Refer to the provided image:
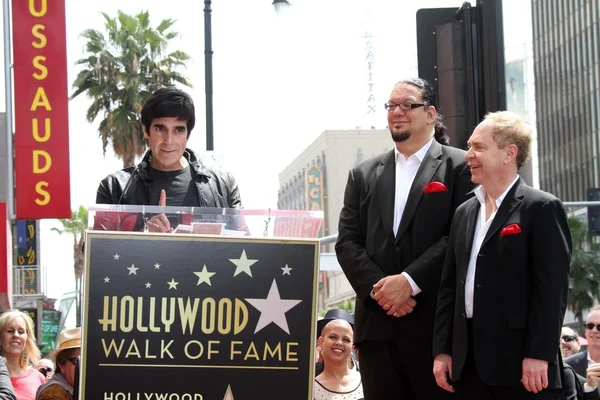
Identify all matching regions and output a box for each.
[49,328,81,360]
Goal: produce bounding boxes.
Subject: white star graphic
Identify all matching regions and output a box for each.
[281,264,292,275]
[113,254,120,260]
[167,279,179,290]
[229,250,258,277]
[154,263,161,270]
[223,385,234,400]
[194,265,216,286]
[104,277,110,283]
[127,264,139,275]
[145,282,152,289]
[245,279,302,334]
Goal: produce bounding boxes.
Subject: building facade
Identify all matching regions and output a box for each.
[278,129,391,310]
[531,0,600,201]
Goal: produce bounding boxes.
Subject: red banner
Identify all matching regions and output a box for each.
[12,0,71,219]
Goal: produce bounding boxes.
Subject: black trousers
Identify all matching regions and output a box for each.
[358,333,454,400]
[455,320,559,400]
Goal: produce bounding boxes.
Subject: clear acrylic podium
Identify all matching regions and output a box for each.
[82,206,324,399]
[88,205,324,239]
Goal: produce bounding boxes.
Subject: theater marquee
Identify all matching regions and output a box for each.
[83,232,320,400]
[12,0,71,219]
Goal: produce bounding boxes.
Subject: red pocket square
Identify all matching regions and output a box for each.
[501,223,521,237]
[424,182,448,194]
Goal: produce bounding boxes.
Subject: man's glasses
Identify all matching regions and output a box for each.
[561,335,578,342]
[585,323,600,331]
[68,357,79,366]
[384,102,427,112]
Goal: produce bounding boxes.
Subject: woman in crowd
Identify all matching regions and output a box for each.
[314,318,363,400]
[0,311,46,400]
[36,328,81,400]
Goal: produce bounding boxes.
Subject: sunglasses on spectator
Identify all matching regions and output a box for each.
[68,357,79,366]
[561,335,577,342]
[585,323,600,331]
[38,367,53,376]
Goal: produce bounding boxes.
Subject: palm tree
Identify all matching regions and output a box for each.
[52,206,88,327]
[567,216,600,329]
[71,10,192,168]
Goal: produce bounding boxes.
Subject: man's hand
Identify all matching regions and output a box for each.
[521,358,548,393]
[587,363,600,389]
[373,274,413,316]
[146,190,173,233]
[433,354,455,393]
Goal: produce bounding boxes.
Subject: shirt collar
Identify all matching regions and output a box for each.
[474,175,520,207]
[394,137,434,163]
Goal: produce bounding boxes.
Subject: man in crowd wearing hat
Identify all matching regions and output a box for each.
[36,328,81,400]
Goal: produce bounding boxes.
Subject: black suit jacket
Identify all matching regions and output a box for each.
[561,362,600,400]
[566,350,590,377]
[565,351,600,399]
[335,140,474,342]
[433,178,572,388]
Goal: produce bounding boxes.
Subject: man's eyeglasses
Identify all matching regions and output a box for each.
[384,102,427,112]
[585,323,600,331]
[68,357,79,366]
[561,335,578,342]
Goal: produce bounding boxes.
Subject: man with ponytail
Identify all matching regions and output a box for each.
[336,78,474,399]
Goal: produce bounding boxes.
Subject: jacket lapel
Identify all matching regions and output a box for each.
[396,140,443,242]
[464,198,480,258]
[480,178,525,248]
[376,151,395,237]
[460,198,480,281]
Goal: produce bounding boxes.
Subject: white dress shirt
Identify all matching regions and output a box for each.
[393,137,433,296]
[464,175,519,318]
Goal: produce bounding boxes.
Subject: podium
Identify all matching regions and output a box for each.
[81,205,323,400]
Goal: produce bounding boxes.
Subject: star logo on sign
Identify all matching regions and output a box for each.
[245,279,302,334]
[194,265,216,286]
[113,254,120,260]
[154,263,161,270]
[127,264,139,275]
[104,277,110,283]
[145,282,152,289]
[281,265,292,275]
[167,279,179,290]
[222,385,235,400]
[230,250,258,277]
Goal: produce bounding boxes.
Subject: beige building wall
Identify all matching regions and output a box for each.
[278,128,392,309]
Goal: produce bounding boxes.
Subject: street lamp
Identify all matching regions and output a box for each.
[204,0,214,151]
[273,0,292,16]
[203,1,291,152]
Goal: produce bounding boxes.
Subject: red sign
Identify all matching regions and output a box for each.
[12,0,71,219]
[0,203,12,311]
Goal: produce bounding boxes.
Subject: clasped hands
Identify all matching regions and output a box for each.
[372,274,416,318]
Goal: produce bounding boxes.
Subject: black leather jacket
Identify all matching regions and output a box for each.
[96,148,242,208]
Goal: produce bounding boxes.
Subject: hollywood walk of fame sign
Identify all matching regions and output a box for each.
[81,232,319,400]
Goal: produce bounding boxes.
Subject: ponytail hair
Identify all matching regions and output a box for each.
[397,78,450,145]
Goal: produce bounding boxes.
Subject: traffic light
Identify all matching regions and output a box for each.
[416,1,506,149]
[587,188,600,235]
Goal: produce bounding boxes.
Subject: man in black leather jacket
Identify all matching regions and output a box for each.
[95,87,242,232]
